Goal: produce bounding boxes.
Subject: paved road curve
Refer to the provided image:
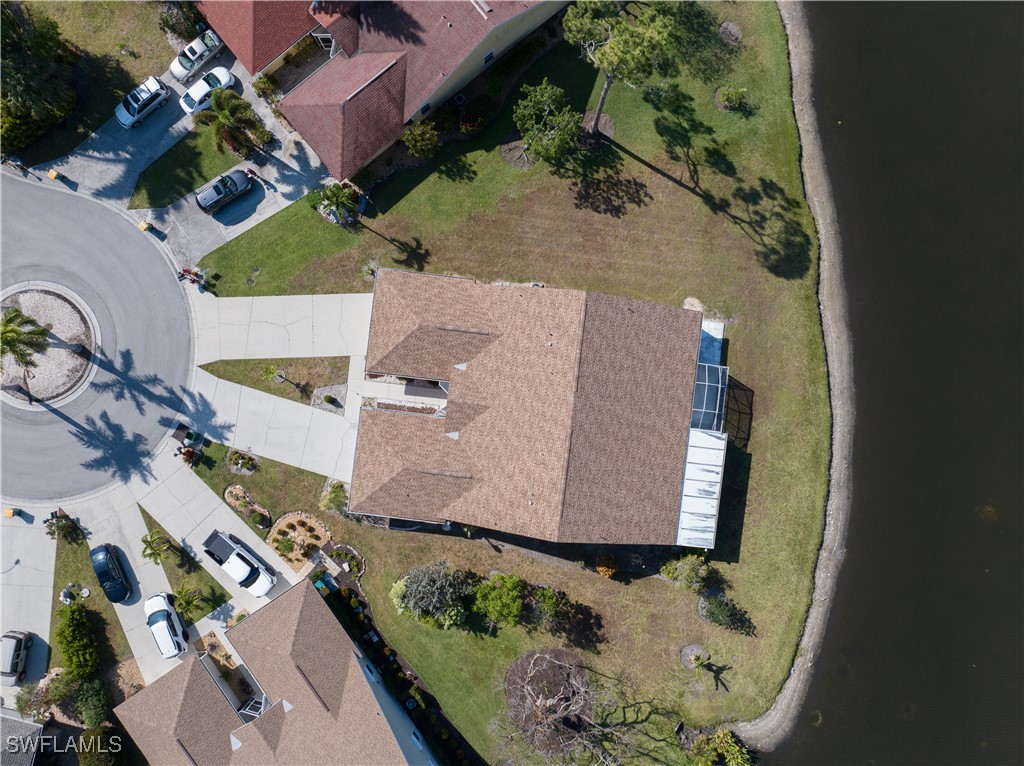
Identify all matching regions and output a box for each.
[1,174,192,501]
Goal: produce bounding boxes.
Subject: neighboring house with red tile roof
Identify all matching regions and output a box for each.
[349,270,732,549]
[196,0,567,180]
[115,581,435,766]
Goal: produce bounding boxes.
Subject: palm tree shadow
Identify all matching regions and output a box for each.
[89,348,168,415]
[158,386,235,444]
[68,410,155,485]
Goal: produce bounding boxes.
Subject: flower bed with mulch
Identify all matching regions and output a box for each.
[223,485,271,529]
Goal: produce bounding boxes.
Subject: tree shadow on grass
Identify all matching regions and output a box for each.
[436,154,478,183]
[552,136,652,218]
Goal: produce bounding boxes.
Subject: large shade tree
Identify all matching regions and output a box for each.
[0,307,50,370]
[563,0,675,134]
[513,78,581,164]
[0,2,76,150]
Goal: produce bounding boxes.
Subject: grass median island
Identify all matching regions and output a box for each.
[201,356,350,404]
[19,1,173,166]
[138,506,231,612]
[49,535,131,672]
[198,2,829,760]
[128,125,241,209]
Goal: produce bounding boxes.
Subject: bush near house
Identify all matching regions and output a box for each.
[391,561,471,628]
[473,574,527,630]
[402,121,441,159]
[76,678,112,729]
[661,554,711,593]
[77,727,118,766]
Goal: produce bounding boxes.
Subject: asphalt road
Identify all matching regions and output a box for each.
[1,175,192,502]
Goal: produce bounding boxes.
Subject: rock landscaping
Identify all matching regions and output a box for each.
[269,511,331,573]
[223,484,271,529]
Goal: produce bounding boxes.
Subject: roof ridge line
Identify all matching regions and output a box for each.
[554,291,589,540]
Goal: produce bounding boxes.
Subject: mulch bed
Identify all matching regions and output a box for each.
[500,136,533,169]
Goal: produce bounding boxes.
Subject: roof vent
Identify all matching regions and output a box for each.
[454,362,468,371]
[230,734,242,752]
[445,431,460,440]
[282,699,293,713]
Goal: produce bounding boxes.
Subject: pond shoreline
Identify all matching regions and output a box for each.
[732,1,856,751]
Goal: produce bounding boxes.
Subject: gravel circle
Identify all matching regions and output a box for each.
[1,288,94,403]
[680,644,709,669]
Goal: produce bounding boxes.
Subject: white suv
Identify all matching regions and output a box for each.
[144,593,188,659]
[203,531,277,598]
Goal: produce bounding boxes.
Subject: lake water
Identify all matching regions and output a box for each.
[767,3,1024,764]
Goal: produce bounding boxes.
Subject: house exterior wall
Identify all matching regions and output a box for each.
[410,1,567,120]
[357,656,438,766]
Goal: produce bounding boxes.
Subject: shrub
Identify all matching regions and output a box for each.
[661,554,710,593]
[286,522,297,531]
[76,679,111,728]
[159,1,204,40]
[531,585,568,630]
[320,481,348,512]
[77,727,118,766]
[394,561,470,624]
[433,601,466,630]
[402,122,441,158]
[44,514,83,544]
[275,537,295,555]
[250,73,280,99]
[54,602,99,679]
[594,555,617,579]
[703,595,755,636]
[308,182,359,216]
[513,77,581,164]
[428,105,458,132]
[46,674,80,704]
[14,683,50,721]
[473,574,527,629]
[461,94,494,134]
[251,511,268,528]
[719,85,750,112]
[709,728,752,766]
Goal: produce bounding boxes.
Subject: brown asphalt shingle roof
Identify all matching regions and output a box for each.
[115,582,412,766]
[350,270,703,544]
[196,0,317,74]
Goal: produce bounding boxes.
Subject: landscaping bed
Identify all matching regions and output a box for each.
[268,511,331,573]
[201,356,349,405]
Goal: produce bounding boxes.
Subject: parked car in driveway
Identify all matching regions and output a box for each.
[203,531,276,598]
[89,544,132,603]
[0,630,32,686]
[170,29,224,82]
[195,169,253,215]
[115,76,170,128]
[179,66,235,115]
[144,594,188,659]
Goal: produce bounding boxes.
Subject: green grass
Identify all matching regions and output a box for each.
[198,3,829,761]
[198,197,364,296]
[49,535,132,673]
[128,125,240,209]
[138,506,231,614]
[192,442,327,540]
[201,357,350,404]
[20,1,175,166]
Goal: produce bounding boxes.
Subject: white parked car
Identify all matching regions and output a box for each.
[170,29,224,82]
[1,630,32,686]
[179,67,235,115]
[114,76,170,128]
[144,593,188,659]
[203,531,277,598]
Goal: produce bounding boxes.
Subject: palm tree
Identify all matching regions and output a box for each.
[192,89,272,156]
[140,531,170,564]
[172,581,207,623]
[1,307,50,370]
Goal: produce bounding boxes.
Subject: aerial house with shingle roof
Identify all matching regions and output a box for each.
[349,270,731,549]
[115,581,434,766]
[196,0,568,181]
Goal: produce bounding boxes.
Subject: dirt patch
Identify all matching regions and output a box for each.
[505,649,590,755]
[582,110,614,139]
[720,21,742,46]
[268,511,332,572]
[102,658,144,706]
[501,138,533,169]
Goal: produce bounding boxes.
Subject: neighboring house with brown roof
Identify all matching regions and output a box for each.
[349,270,731,549]
[115,581,434,766]
[196,0,568,180]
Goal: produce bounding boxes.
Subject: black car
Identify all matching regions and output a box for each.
[90,544,132,603]
[195,169,253,215]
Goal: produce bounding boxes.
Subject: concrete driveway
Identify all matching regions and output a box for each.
[0,511,56,700]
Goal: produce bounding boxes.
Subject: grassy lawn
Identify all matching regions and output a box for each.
[128,125,240,209]
[49,536,132,672]
[199,3,829,761]
[138,506,231,613]
[201,357,350,404]
[20,1,175,166]
[198,198,363,296]
[192,443,327,540]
